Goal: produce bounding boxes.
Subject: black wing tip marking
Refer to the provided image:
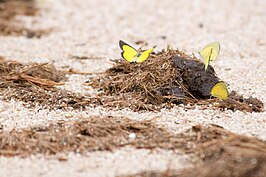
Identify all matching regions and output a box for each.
[119,40,127,60]
[120,51,125,59]
[119,40,127,50]
[119,40,137,51]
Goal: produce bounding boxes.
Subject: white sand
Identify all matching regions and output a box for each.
[0,148,191,177]
[0,0,265,176]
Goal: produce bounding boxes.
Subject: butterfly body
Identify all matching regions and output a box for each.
[131,53,142,63]
[210,81,228,100]
[119,40,155,63]
[200,41,220,71]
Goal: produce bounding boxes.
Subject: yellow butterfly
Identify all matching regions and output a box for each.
[200,41,220,71]
[210,81,228,100]
[119,40,156,63]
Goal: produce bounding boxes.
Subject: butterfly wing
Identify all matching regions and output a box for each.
[210,81,228,100]
[203,48,212,71]
[137,47,155,63]
[119,40,138,62]
[200,41,220,70]
[209,42,220,61]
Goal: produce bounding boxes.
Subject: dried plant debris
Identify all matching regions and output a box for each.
[119,125,266,177]
[0,58,92,110]
[0,58,65,86]
[0,0,50,37]
[1,117,266,177]
[89,48,264,112]
[0,116,192,157]
[0,54,263,112]
[215,91,264,112]
[88,49,197,111]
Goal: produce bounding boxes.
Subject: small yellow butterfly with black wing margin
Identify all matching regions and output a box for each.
[119,40,156,63]
[210,81,228,100]
[200,41,220,71]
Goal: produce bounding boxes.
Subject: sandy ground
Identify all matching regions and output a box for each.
[0,0,265,176]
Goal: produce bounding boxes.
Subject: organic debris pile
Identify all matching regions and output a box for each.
[0,57,92,109]
[0,116,193,157]
[0,53,263,112]
[0,57,65,86]
[0,0,49,37]
[89,48,264,112]
[120,125,266,177]
[1,116,265,177]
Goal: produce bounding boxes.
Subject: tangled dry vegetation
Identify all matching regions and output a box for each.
[0,116,265,177]
[0,56,93,110]
[120,124,266,177]
[0,47,264,112]
[89,48,264,112]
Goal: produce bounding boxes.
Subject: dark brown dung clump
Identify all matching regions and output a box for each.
[0,0,50,37]
[173,56,219,97]
[89,48,264,112]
